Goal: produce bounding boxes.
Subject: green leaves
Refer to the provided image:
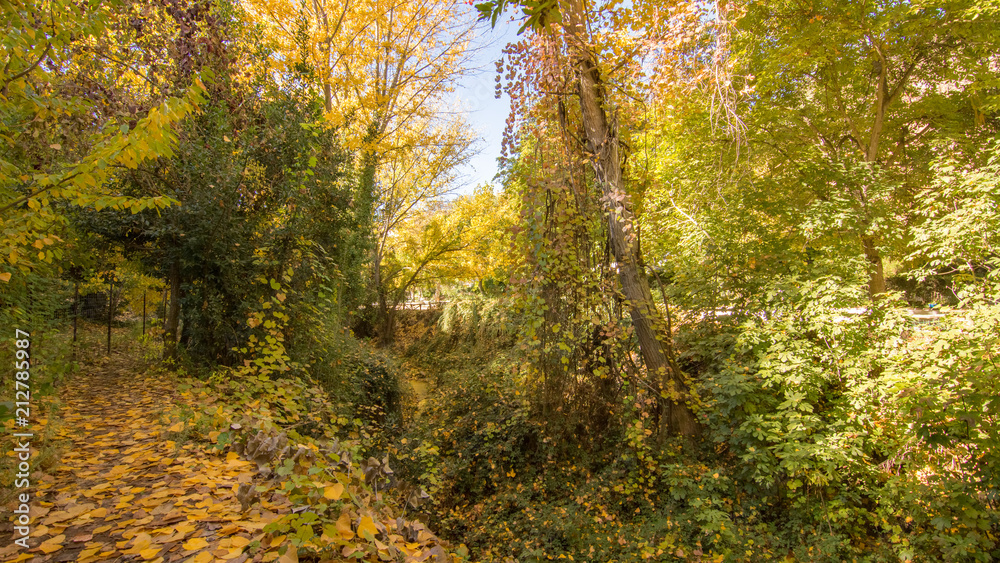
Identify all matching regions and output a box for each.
[475,0,561,33]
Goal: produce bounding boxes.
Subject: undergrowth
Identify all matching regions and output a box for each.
[389,288,1000,562]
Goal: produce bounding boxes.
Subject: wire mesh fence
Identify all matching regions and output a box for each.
[1,268,167,363]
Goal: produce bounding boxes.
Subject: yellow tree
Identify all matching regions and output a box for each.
[244,0,480,339]
[440,184,518,291]
[371,117,475,337]
[378,199,468,336]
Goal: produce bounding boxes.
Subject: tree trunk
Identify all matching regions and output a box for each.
[376,285,395,345]
[563,0,699,439]
[163,260,181,361]
[862,235,886,299]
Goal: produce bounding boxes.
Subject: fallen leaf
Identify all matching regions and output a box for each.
[39,534,66,554]
[357,515,378,540]
[336,512,354,540]
[188,552,214,563]
[183,537,210,551]
[323,483,344,500]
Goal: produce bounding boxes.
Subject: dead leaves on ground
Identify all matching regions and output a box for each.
[0,359,290,563]
[1,354,465,563]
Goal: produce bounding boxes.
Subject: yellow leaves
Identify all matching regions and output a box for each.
[182,537,210,551]
[357,515,379,540]
[122,532,154,554]
[22,339,463,563]
[216,547,247,560]
[168,421,186,432]
[336,512,355,540]
[107,464,131,477]
[38,534,65,553]
[323,482,345,500]
[0,272,10,282]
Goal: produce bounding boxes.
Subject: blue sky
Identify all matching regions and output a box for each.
[450,13,519,196]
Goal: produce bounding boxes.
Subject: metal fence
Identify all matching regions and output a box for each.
[5,270,167,359]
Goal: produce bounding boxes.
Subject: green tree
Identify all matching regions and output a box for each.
[0,0,205,284]
[479,0,701,437]
[78,1,364,364]
[734,0,1000,298]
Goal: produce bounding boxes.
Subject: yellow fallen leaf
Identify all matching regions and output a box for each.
[168,421,185,432]
[188,552,214,563]
[0,272,11,283]
[183,537,209,551]
[219,548,245,560]
[336,512,354,540]
[124,532,153,554]
[323,483,344,500]
[39,535,65,554]
[226,452,240,462]
[357,515,378,540]
[140,547,162,559]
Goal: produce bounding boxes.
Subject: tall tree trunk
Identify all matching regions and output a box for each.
[862,235,886,299]
[563,0,699,439]
[163,260,181,361]
[376,285,394,345]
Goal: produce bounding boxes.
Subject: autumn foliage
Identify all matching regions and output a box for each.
[2,0,1000,562]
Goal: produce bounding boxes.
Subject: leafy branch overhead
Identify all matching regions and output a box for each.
[474,0,561,33]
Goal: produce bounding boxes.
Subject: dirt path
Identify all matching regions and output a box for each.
[1,353,293,563]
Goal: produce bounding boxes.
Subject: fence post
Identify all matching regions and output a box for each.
[73,280,79,344]
[107,276,113,355]
[161,287,168,322]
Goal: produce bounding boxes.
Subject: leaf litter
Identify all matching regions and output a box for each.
[1,351,464,563]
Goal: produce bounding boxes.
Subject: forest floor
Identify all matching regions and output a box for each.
[0,351,298,563]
